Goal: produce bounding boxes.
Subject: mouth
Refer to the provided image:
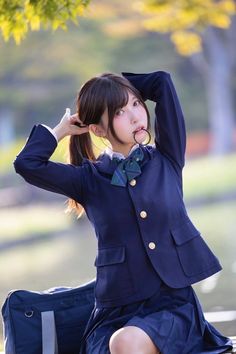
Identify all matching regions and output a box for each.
[133,126,145,134]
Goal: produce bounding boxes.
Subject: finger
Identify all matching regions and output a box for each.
[65,108,71,117]
[69,116,88,128]
[71,125,89,135]
[70,113,79,120]
[62,108,71,120]
[68,114,82,124]
[73,121,88,128]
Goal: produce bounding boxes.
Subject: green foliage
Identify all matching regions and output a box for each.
[1,0,232,146]
[0,0,90,44]
[0,15,210,138]
[136,0,236,55]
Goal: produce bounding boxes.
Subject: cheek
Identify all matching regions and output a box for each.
[113,117,127,132]
[140,106,148,118]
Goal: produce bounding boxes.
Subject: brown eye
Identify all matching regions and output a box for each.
[134,99,140,106]
[115,109,124,116]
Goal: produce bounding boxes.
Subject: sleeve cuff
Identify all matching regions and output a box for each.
[41,124,58,144]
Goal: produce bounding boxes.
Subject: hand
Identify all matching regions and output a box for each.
[53,108,90,141]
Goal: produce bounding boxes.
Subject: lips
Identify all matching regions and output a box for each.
[133,126,145,134]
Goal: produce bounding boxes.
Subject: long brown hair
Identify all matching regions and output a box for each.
[67,72,151,217]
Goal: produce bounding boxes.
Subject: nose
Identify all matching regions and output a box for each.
[128,108,138,124]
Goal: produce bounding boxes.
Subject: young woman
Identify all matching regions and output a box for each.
[14,70,233,354]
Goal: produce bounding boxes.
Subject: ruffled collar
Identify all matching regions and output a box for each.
[104,143,140,160]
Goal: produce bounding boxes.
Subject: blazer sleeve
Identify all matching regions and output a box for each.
[13,124,86,205]
[121,70,186,175]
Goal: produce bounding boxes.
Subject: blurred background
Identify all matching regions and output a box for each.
[0,0,236,349]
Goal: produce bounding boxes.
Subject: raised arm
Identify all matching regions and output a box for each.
[121,71,186,174]
[14,112,90,205]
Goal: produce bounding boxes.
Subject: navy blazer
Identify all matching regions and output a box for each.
[14,71,222,308]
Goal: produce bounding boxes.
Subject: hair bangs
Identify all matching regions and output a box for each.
[78,83,106,125]
[105,82,129,122]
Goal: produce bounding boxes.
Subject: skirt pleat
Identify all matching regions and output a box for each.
[79,282,233,354]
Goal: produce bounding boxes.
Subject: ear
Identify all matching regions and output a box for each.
[89,124,105,137]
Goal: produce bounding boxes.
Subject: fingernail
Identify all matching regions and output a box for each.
[66,108,71,115]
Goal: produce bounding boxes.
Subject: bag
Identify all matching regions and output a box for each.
[1,279,95,354]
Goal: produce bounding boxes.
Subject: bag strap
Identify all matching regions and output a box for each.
[41,311,58,354]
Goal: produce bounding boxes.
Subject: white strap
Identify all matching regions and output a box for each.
[41,311,58,354]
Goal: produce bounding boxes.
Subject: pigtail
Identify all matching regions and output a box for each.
[69,132,96,166]
[66,132,96,218]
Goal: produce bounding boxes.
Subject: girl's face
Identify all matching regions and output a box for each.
[100,92,148,156]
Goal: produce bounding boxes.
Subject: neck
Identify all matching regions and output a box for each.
[111,143,137,157]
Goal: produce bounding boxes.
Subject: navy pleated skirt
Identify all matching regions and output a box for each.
[79,281,232,354]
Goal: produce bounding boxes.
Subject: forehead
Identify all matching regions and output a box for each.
[127,92,137,101]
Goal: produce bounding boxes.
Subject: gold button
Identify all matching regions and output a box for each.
[140,210,147,218]
[148,242,156,250]
[129,179,136,186]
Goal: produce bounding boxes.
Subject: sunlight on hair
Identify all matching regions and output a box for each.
[90,132,112,158]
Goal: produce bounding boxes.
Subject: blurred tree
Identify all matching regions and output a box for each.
[0,0,90,44]
[136,0,236,154]
[1,0,235,154]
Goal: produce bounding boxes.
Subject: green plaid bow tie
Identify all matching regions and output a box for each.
[111,147,144,187]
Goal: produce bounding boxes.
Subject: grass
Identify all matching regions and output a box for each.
[0,200,235,347]
[0,203,71,242]
[1,138,236,201]
[1,141,236,245]
[189,200,236,314]
[184,152,236,199]
[1,138,236,349]
[0,221,96,352]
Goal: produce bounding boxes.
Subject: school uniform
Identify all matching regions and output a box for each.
[14,71,233,353]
